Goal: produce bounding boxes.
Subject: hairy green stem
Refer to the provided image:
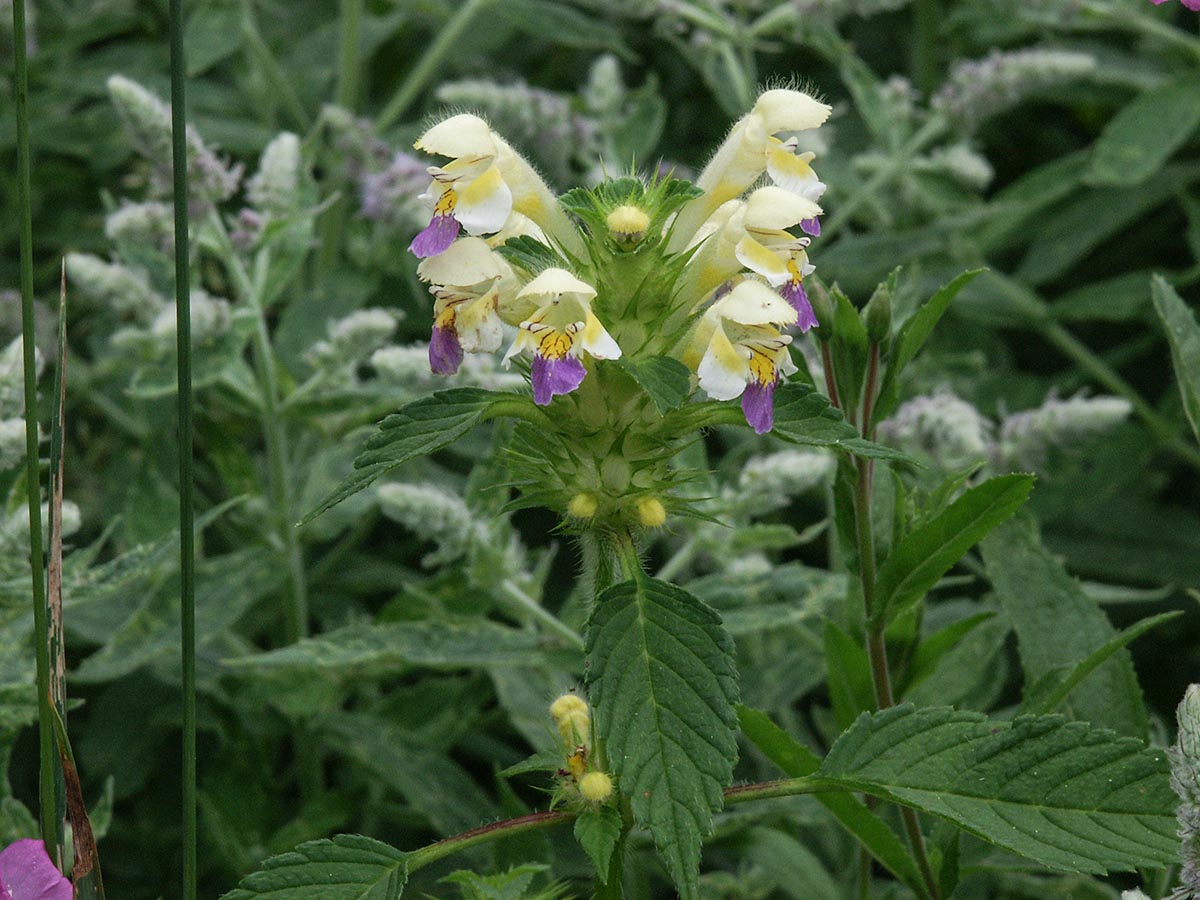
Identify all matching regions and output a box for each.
[167,0,198,896]
[405,778,827,875]
[853,343,941,900]
[499,580,585,649]
[208,217,319,799]
[10,0,58,863]
[821,342,841,410]
[377,0,492,131]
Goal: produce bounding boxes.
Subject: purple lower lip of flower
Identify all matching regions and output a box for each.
[531,354,586,405]
[781,281,819,332]
[408,213,461,258]
[0,839,73,900]
[1183,0,1200,11]
[800,217,821,237]
[429,325,464,375]
[742,378,778,435]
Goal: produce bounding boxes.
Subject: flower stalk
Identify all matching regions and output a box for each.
[10,0,58,863]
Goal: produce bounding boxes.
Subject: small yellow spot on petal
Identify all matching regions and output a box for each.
[579,771,614,802]
[636,498,667,528]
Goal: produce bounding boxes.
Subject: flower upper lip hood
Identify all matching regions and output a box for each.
[692,280,799,434]
[670,87,832,249]
[502,268,622,406]
[410,114,585,259]
[680,186,820,304]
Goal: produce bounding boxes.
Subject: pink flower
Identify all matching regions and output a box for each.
[1150,0,1200,9]
[0,840,72,900]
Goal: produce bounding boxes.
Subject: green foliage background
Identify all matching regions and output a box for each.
[2,0,1200,898]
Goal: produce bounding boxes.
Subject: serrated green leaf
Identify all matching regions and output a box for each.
[495,235,563,275]
[736,706,927,897]
[875,474,1034,626]
[982,517,1149,739]
[573,804,623,881]
[616,356,692,413]
[585,575,738,900]
[1151,274,1200,444]
[1086,78,1200,187]
[816,705,1177,874]
[1021,611,1181,717]
[771,383,913,461]
[220,834,408,900]
[224,621,545,679]
[874,269,985,423]
[301,389,528,524]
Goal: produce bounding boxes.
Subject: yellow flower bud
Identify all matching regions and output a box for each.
[636,497,667,528]
[557,708,591,747]
[568,493,598,519]
[549,693,588,721]
[606,205,651,244]
[579,771,614,802]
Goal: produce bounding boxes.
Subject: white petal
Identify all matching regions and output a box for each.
[518,268,597,300]
[715,280,799,326]
[579,313,622,360]
[455,165,513,235]
[743,186,822,230]
[502,328,536,367]
[415,114,497,158]
[417,237,504,285]
[697,326,751,401]
[735,235,791,287]
[753,89,832,133]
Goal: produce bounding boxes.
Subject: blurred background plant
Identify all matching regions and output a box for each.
[2,0,1200,898]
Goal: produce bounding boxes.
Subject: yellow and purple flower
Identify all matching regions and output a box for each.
[671,88,831,249]
[409,115,513,258]
[681,187,821,330]
[417,237,510,374]
[502,269,621,405]
[732,188,821,330]
[691,280,799,434]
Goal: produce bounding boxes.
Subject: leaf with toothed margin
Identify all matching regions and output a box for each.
[300,389,540,525]
[771,383,915,462]
[815,705,1177,874]
[219,834,408,900]
[585,574,738,900]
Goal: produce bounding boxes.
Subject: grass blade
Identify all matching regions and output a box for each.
[10,0,60,866]
[167,1,198,897]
